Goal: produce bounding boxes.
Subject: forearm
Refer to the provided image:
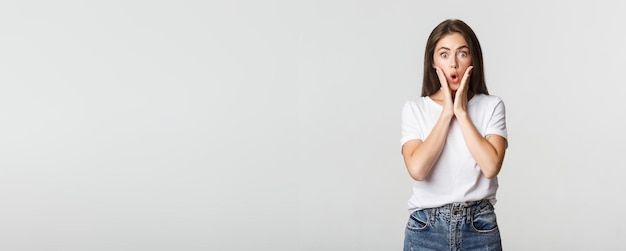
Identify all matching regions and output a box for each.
[403,112,453,181]
[456,114,504,179]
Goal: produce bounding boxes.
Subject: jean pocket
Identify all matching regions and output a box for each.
[406,210,429,231]
[471,205,499,233]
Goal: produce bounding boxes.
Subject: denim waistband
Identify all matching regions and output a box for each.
[429,199,492,219]
[439,199,489,209]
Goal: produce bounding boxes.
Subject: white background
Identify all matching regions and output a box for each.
[1,1,624,250]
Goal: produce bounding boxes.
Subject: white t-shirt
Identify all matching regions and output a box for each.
[400,94,507,212]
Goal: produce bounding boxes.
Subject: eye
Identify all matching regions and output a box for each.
[458,51,468,58]
[440,52,449,58]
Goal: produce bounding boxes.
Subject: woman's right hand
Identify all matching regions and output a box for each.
[434,67,454,118]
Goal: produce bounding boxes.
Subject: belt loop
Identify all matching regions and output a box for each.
[466,205,472,224]
[430,208,436,224]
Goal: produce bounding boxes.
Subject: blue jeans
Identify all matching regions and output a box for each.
[403,200,502,251]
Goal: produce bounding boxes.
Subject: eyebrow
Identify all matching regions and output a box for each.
[437,45,469,51]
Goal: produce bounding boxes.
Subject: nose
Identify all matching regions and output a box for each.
[450,57,458,69]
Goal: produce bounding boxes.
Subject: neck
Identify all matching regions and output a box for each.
[430,90,475,100]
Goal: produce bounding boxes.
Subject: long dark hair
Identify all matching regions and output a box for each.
[421,19,489,97]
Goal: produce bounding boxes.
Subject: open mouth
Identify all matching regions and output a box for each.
[450,72,458,81]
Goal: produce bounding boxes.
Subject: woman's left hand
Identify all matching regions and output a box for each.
[453,66,473,117]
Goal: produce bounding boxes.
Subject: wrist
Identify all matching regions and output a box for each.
[440,110,454,120]
[455,111,470,122]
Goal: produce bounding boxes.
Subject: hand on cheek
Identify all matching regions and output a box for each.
[453,66,473,117]
[434,67,454,116]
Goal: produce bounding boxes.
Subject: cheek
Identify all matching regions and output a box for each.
[432,58,446,68]
[459,58,472,66]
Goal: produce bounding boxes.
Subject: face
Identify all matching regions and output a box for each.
[432,32,472,91]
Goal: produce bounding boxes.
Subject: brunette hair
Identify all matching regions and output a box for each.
[421,19,488,97]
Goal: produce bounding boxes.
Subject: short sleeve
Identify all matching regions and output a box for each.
[400,101,423,147]
[485,99,508,142]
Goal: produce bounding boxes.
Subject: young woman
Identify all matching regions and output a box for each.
[400,19,508,250]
